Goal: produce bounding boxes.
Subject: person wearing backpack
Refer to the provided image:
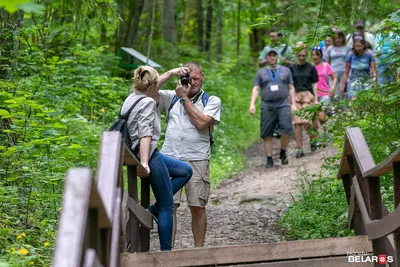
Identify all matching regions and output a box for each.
[341,35,376,100]
[120,65,192,251]
[259,28,294,67]
[155,62,221,248]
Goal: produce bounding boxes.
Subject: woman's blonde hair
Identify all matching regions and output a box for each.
[133,66,159,92]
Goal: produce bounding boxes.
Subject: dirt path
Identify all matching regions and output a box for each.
[150,134,337,250]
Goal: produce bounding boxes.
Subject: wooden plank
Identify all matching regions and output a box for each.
[96,131,123,223]
[338,135,351,179]
[346,127,376,177]
[367,176,386,259]
[365,205,400,240]
[123,145,149,178]
[120,236,372,267]
[348,156,368,235]
[53,168,93,267]
[110,188,122,267]
[232,257,372,267]
[364,147,400,178]
[140,179,151,251]
[348,185,355,227]
[83,249,104,267]
[89,183,110,229]
[121,47,162,68]
[127,166,140,252]
[126,196,153,230]
[352,176,372,226]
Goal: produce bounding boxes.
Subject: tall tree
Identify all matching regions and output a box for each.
[162,0,177,44]
[236,0,241,55]
[125,0,145,48]
[204,0,213,55]
[196,0,204,50]
[215,0,223,62]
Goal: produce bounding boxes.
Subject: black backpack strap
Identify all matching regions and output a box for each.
[119,97,146,120]
[166,95,180,123]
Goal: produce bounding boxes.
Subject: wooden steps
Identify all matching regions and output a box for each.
[120,236,372,267]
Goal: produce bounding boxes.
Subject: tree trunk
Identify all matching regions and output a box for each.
[115,0,126,54]
[0,9,21,146]
[125,0,145,48]
[146,0,157,63]
[196,0,204,50]
[204,0,213,55]
[236,0,241,55]
[100,23,107,45]
[162,0,177,45]
[215,0,222,62]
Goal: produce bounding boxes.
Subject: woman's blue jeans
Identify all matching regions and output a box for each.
[148,149,192,250]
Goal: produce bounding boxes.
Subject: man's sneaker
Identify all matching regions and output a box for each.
[296,149,305,158]
[310,140,317,152]
[146,205,159,224]
[280,150,288,165]
[266,157,273,168]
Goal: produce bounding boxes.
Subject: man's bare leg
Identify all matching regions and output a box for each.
[263,137,273,157]
[189,206,206,247]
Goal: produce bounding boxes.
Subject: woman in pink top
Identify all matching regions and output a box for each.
[312,46,337,125]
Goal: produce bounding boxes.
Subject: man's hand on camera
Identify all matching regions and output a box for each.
[170,67,190,77]
[176,80,190,99]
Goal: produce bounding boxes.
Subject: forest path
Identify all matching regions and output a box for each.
[150,133,337,250]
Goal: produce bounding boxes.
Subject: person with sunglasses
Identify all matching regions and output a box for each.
[289,43,319,158]
[311,46,337,124]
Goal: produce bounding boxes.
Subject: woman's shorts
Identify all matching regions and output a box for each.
[294,91,315,125]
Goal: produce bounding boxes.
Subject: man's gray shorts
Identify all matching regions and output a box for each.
[260,106,293,138]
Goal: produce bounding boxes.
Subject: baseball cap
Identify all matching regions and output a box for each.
[354,20,364,28]
[266,48,278,56]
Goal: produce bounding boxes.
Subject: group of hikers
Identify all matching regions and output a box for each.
[118,19,398,252]
[250,20,399,168]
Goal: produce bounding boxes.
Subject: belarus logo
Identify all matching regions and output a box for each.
[378,255,387,265]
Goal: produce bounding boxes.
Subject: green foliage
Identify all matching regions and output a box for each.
[0,1,44,14]
[280,171,354,240]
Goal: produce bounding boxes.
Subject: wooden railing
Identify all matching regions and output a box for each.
[338,127,400,267]
[52,131,153,267]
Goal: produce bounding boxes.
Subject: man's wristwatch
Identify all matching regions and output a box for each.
[179,97,188,105]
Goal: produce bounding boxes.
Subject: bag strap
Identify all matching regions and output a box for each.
[119,97,146,120]
[166,95,180,123]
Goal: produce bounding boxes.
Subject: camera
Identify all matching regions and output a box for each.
[180,74,192,87]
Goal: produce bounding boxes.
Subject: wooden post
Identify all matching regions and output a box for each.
[341,174,352,204]
[368,176,385,265]
[393,162,400,267]
[127,165,140,252]
[140,179,151,251]
[347,155,367,235]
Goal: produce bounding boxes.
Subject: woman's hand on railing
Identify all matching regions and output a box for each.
[141,162,150,174]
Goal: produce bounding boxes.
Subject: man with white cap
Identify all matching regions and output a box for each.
[249,48,297,168]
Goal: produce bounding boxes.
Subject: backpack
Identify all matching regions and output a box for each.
[166,92,214,146]
[109,97,146,151]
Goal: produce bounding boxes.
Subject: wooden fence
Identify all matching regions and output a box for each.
[52,127,400,266]
[52,131,152,267]
[338,127,400,267]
